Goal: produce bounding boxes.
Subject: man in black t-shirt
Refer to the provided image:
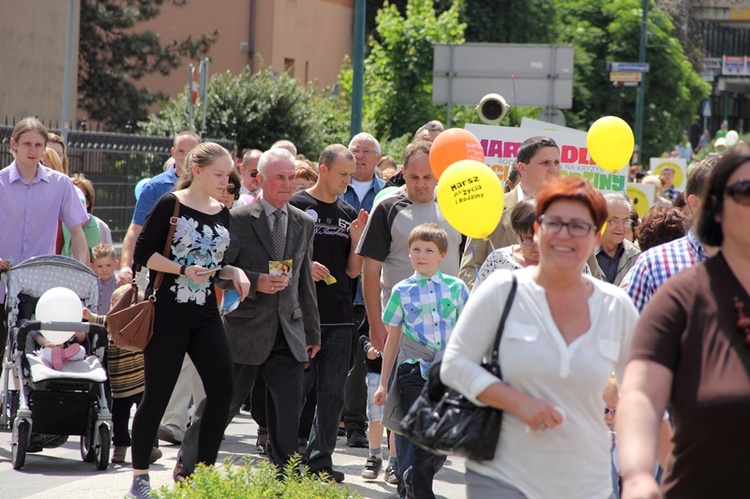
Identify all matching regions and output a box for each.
[290,144,369,481]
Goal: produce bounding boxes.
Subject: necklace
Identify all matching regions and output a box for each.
[732,296,750,345]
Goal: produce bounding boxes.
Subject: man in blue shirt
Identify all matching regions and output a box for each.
[341,132,385,448]
[118,131,201,283]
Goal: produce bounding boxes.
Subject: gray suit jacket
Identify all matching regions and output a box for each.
[458,184,521,288]
[222,198,321,365]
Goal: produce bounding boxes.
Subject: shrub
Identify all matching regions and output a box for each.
[152,455,363,499]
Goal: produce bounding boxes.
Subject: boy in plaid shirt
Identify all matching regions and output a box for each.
[374,223,469,499]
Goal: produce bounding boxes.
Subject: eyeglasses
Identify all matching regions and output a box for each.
[725,179,750,206]
[538,215,596,238]
[604,407,617,416]
[248,171,259,178]
[224,185,237,195]
[518,235,534,246]
[606,217,634,228]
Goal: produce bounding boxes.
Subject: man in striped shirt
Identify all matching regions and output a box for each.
[622,157,717,311]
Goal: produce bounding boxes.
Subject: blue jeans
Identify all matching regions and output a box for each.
[305,325,352,471]
[394,363,446,499]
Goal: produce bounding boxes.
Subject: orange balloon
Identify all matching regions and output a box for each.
[429,128,485,179]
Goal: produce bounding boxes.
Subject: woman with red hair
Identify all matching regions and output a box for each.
[442,177,638,498]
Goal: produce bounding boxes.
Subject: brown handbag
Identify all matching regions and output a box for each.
[106,197,180,351]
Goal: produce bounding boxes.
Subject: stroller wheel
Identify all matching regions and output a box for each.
[80,427,96,463]
[95,424,110,471]
[12,420,30,470]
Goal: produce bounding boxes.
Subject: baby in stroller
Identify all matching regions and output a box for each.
[28,329,87,371]
[1,255,112,470]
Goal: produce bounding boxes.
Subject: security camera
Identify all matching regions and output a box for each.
[476,93,509,125]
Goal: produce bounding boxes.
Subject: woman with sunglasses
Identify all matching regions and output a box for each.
[442,177,638,498]
[617,145,750,499]
[217,167,245,209]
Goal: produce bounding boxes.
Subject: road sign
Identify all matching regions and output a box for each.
[432,44,575,108]
[702,100,712,118]
[607,62,650,73]
[610,71,642,82]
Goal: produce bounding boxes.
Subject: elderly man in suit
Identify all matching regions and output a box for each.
[458,136,561,288]
[175,147,321,479]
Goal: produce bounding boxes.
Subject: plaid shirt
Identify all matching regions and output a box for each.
[382,270,469,378]
[623,230,706,312]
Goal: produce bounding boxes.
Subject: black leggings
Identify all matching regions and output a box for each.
[131,317,233,470]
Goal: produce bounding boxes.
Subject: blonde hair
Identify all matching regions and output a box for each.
[48,133,69,174]
[92,243,116,262]
[177,142,233,190]
[42,147,64,173]
[111,284,143,305]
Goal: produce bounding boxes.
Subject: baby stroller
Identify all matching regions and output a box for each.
[1,255,112,470]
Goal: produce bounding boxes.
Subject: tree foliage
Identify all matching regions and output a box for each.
[78,0,217,131]
[355,0,708,159]
[139,68,350,158]
[555,0,711,158]
[345,0,465,141]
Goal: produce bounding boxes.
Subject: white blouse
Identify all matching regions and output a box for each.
[441,267,637,499]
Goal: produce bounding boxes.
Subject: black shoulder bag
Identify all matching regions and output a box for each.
[399,274,518,461]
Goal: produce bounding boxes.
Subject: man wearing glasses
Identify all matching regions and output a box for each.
[341,132,386,449]
[240,149,263,204]
[592,193,641,286]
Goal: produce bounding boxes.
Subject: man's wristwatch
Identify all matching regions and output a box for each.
[180,265,187,276]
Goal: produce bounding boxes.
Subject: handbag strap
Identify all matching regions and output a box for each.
[132,195,181,297]
[488,274,518,372]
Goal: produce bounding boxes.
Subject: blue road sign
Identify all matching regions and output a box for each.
[607,62,650,73]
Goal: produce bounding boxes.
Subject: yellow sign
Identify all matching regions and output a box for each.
[650,158,687,191]
[626,183,655,219]
[610,72,642,82]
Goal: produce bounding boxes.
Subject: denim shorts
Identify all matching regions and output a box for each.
[366,371,383,423]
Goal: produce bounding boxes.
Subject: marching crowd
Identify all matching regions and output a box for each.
[1,115,750,499]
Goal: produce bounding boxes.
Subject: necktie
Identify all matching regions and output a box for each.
[273,209,285,260]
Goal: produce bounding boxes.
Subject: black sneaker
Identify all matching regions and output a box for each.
[361,456,383,479]
[312,466,345,483]
[337,426,346,437]
[346,428,368,448]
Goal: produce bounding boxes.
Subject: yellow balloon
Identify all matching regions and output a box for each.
[436,160,504,239]
[587,116,635,173]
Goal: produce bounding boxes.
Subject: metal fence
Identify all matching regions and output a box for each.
[0,127,234,244]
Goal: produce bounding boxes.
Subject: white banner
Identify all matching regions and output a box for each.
[465,124,629,193]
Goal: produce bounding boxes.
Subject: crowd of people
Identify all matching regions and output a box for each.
[2,114,750,499]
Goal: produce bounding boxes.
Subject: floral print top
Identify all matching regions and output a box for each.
[134,193,231,332]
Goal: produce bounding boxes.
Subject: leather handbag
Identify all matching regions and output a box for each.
[399,274,518,461]
[106,197,180,352]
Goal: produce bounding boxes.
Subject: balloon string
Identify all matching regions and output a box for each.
[471,241,480,285]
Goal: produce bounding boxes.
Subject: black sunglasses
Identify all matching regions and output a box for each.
[726,180,750,206]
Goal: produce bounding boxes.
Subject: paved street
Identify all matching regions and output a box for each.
[0,409,467,498]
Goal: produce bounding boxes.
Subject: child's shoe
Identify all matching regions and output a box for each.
[361,456,383,479]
